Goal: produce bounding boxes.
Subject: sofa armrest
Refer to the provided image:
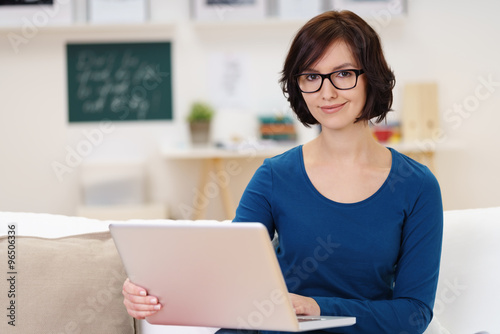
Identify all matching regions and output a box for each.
[428,207,500,334]
[0,231,134,333]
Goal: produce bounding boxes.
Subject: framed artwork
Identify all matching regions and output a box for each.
[192,0,267,21]
[88,0,148,23]
[0,0,72,26]
[276,0,325,20]
[331,0,406,18]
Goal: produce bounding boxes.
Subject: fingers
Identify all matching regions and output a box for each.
[289,293,305,315]
[122,278,162,319]
[123,277,150,295]
[289,293,320,316]
[123,295,161,319]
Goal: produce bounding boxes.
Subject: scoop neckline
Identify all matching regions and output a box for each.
[297,145,395,207]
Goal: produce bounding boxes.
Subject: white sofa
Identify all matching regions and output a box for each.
[425,207,499,334]
[0,207,498,334]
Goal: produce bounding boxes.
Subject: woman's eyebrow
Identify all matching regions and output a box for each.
[332,62,356,71]
[301,68,320,73]
[302,62,357,73]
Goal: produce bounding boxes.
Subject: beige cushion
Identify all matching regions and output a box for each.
[0,231,135,333]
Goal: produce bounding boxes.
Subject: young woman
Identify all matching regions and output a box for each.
[123,10,443,334]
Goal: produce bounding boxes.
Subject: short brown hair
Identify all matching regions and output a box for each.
[280,10,395,126]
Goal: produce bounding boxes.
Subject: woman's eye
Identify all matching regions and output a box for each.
[306,74,319,81]
[337,71,352,78]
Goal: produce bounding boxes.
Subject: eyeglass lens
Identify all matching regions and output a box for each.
[297,70,360,93]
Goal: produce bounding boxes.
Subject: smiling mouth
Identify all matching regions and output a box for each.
[320,102,347,114]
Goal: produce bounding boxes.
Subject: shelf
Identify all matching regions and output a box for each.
[0,15,406,37]
[0,21,176,35]
[0,17,309,36]
[191,17,307,30]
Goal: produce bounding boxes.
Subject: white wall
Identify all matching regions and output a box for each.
[389,0,500,210]
[1,0,499,219]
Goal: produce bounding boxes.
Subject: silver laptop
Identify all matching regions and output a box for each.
[109,222,355,332]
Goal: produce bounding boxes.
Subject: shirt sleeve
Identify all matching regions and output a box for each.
[313,170,443,334]
[233,160,276,239]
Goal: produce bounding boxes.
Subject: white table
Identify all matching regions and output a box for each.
[160,143,294,220]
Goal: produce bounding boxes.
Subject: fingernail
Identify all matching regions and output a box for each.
[139,291,146,296]
[154,304,161,310]
[150,298,157,304]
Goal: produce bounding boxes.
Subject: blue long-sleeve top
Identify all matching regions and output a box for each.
[233,146,443,334]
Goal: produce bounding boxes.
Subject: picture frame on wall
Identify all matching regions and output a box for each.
[275,0,325,20]
[0,0,53,3]
[67,41,173,122]
[331,0,406,19]
[88,0,148,24]
[192,0,267,22]
[0,0,73,27]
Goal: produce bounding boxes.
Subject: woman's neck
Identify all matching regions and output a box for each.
[312,122,381,163]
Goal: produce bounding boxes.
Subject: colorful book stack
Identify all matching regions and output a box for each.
[259,116,297,142]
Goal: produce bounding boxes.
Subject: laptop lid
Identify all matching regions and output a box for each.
[110,222,355,332]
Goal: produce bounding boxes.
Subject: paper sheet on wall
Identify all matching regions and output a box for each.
[208,52,251,112]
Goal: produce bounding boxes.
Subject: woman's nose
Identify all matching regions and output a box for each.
[320,78,339,100]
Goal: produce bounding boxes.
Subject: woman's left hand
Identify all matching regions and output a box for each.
[289,293,321,316]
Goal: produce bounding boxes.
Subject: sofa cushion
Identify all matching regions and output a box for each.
[0,231,135,334]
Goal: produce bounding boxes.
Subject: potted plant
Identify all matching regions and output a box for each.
[187,101,215,145]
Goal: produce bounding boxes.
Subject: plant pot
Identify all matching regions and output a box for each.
[189,121,211,145]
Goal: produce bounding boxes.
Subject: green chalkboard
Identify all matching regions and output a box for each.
[67,42,172,122]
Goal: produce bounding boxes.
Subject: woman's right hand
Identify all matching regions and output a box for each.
[122,278,162,319]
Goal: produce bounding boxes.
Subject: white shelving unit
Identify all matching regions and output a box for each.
[0,22,176,35]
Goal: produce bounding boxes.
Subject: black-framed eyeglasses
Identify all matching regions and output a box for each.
[296,69,365,93]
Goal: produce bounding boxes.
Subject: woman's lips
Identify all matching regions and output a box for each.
[320,102,347,114]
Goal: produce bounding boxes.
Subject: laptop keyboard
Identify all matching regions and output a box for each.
[297,316,326,322]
